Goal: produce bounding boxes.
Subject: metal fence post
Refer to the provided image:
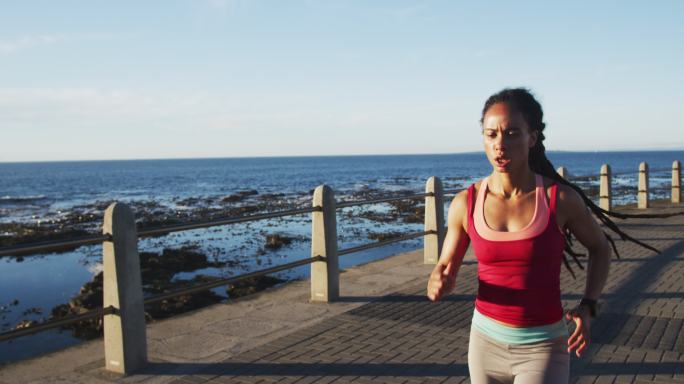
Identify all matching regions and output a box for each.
[600,164,612,211]
[102,203,147,374]
[556,166,567,179]
[673,160,681,204]
[424,177,444,265]
[311,185,339,302]
[638,162,649,209]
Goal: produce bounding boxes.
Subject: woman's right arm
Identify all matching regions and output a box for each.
[427,189,471,301]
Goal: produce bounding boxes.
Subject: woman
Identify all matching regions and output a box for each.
[427,88,612,383]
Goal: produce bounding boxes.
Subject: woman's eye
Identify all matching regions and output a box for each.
[506,130,519,136]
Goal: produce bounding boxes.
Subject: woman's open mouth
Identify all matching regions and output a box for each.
[494,156,511,168]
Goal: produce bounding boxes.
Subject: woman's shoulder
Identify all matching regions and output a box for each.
[449,179,484,211]
[454,180,483,201]
[539,175,585,209]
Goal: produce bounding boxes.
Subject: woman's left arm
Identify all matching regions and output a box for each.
[558,185,612,357]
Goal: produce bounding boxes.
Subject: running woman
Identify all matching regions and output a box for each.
[427,88,614,383]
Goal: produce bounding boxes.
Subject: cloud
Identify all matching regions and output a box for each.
[0,34,66,54]
[0,87,332,136]
[0,33,119,55]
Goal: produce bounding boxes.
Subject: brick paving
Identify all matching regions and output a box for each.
[168,207,684,383]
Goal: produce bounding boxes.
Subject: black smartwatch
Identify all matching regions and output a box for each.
[579,298,599,318]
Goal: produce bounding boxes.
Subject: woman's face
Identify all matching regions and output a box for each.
[481,102,538,174]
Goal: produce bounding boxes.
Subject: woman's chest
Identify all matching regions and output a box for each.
[482,192,537,232]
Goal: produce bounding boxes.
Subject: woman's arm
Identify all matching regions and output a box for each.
[427,189,471,301]
[558,185,612,357]
[559,185,612,301]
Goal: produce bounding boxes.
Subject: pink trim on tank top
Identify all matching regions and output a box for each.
[474,174,550,241]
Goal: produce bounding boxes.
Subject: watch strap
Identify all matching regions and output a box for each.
[579,298,598,317]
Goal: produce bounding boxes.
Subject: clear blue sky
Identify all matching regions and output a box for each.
[1,1,683,162]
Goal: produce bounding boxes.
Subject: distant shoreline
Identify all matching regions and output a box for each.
[2,149,684,165]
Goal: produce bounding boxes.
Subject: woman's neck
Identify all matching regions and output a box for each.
[488,169,536,198]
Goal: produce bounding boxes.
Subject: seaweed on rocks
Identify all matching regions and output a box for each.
[226,275,285,298]
[263,233,294,249]
[50,272,104,339]
[388,198,425,223]
[221,189,259,203]
[140,246,225,293]
[46,246,225,338]
[144,274,225,320]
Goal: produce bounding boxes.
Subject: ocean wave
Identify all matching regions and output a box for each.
[0,195,47,204]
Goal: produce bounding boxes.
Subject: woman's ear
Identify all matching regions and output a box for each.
[529,130,538,149]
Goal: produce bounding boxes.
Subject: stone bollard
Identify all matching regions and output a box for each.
[673,160,681,204]
[599,164,612,211]
[310,185,339,302]
[638,162,649,209]
[556,166,567,179]
[102,203,147,374]
[424,177,445,265]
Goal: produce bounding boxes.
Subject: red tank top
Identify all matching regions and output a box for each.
[467,174,565,326]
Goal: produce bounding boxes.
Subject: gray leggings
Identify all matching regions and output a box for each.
[468,327,570,384]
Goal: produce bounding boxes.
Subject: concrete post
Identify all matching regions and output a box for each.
[599,164,612,211]
[556,166,567,179]
[102,203,147,374]
[673,160,681,204]
[638,162,649,209]
[311,185,339,302]
[424,177,445,265]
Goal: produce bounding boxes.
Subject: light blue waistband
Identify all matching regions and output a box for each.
[472,308,568,345]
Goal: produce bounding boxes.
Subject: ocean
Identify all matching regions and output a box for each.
[0,150,682,363]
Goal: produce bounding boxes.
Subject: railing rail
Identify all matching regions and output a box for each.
[336,192,432,208]
[0,234,111,257]
[144,255,325,305]
[0,305,116,342]
[338,230,434,256]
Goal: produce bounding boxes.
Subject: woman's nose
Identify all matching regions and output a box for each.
[493,134,507,150]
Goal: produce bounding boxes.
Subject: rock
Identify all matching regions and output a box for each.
[264,234,294,249]
[367,231,407,242]
[14,319,36,329]
[221,190,258,203]
[144,275,225,320]
[48,246,230,340]
[258,193,285,201]
[227,275,285,298]
[139,246,225,291]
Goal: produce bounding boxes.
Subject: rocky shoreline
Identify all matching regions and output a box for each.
[45,246,287,340]
[1,186,428,339]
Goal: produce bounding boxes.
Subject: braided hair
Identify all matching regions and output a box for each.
[481,88,658,278]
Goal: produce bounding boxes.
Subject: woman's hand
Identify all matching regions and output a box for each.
[566,305,591,357]
[427,262,456,301]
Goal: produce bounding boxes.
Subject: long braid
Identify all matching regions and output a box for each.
[482,88,660,277]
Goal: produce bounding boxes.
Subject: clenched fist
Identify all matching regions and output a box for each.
[427,262,456,301]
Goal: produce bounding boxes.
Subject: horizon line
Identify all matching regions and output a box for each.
[2,148,684,164]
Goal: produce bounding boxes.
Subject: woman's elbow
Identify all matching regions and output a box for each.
[588,239,612,263]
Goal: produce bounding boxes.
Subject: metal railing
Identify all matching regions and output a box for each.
[0,177,449,373]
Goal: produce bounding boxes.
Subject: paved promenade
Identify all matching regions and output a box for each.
[2,204,684,383]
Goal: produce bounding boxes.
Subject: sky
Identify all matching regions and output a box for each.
[1,0,683,162]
